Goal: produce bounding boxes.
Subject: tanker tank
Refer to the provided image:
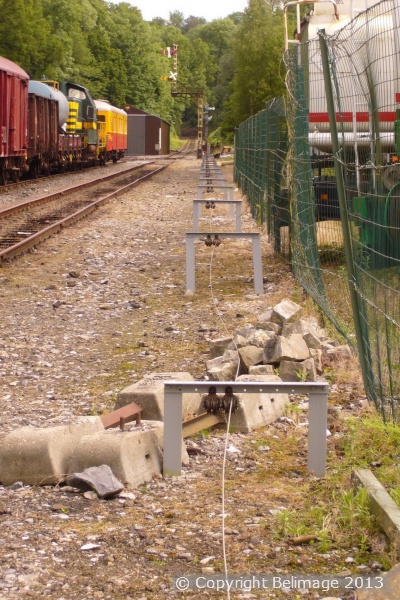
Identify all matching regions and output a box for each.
[28,81,69,127]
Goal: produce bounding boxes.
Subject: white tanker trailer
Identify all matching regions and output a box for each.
[284,0,400,197]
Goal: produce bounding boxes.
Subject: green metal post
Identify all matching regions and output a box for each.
[318,31,375,403]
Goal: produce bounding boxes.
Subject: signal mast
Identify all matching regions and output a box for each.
[161,44,205,157]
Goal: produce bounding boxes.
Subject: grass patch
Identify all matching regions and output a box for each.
[266,413,400,566]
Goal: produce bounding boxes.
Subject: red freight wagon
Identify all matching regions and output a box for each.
[0,55,29,184]
[27,93,59,177]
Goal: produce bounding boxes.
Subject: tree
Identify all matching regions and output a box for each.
[0,0,61,78]
[168,11,185,30]
[184,16,207,32]
[222,0,286,128]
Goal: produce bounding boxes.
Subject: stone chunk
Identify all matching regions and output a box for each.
[263,334,310,363]
[326,344,353,361]
[206,350,239,381]
[303,330,322,349]
[248,364,275,376]
[256,320,281,334]
[209,336,233,358]
[238,346,263,372]
[281,317,321,338]
[271,299,302,324]
[279,358,317,382]
[310,348,323,373]
[67,465,124,498]
[115,372,200,421]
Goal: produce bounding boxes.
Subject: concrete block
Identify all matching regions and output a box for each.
[198,375,289,433]
[357,563,400,599]
[229,375,289,432]
[352,468,400,553]
[115,372,201,421]
[0,417,104,486]
[68,422,189,488]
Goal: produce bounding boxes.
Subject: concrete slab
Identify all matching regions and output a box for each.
[115,372,201,421]
[68,421,189,488]
[356,563,400,599]
[0,417,104,486]
[353,468,400,553]
[197,375,289,433]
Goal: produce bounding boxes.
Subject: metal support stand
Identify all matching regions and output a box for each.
[197,185,235,218]
[198,184,234,200]
[185,232,263,294]
[163,381,329,478]
[193,200,242,233]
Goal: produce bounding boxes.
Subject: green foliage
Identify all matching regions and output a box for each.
[222,0,286,129]
[268,414,400,567]
[0,0,287,139]
[340,415,400,468]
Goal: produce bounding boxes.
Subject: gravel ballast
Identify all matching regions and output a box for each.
[0,155,379,599]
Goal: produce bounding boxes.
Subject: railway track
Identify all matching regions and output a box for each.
[0,161,170,263]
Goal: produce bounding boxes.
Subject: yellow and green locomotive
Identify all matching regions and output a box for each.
[59,81,127,166]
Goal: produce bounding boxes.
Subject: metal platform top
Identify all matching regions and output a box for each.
[164,381,329,394]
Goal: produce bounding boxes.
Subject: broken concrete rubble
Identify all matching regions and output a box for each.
[271,298,302,324]
[207,298,353,383]
[263,334,310,363]
[67,464,124,499]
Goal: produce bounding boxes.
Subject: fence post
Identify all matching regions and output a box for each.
[318,30,374,403]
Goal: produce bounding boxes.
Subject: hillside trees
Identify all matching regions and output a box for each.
[222,0,286,130]
[0,0,288,138]
[0,0,59,78]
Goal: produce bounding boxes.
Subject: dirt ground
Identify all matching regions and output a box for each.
[0,155,379,599]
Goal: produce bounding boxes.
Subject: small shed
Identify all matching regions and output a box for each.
[123,105,170,156]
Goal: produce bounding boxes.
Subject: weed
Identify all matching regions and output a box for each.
[318,242,346,266]
[295,368,308,382]
[322,366,336,383]
[317,529,332,553]
[195,429,211,440]
[390,487,400,507]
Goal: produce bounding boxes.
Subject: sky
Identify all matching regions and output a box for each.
[113,0,248,22]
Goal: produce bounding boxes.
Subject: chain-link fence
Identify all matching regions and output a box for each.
[234,0,400,420]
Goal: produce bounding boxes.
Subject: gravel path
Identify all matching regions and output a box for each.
[0,154,373,599]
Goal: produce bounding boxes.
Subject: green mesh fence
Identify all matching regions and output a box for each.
[234,0,400,420]
[235,98,289,257]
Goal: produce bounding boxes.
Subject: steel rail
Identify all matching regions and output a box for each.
[0,163,168,263]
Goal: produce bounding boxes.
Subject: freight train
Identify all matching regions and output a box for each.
[0,55,127,185]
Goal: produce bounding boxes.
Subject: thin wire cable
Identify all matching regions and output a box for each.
[221,399,233,598]
[208,232,240,600]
